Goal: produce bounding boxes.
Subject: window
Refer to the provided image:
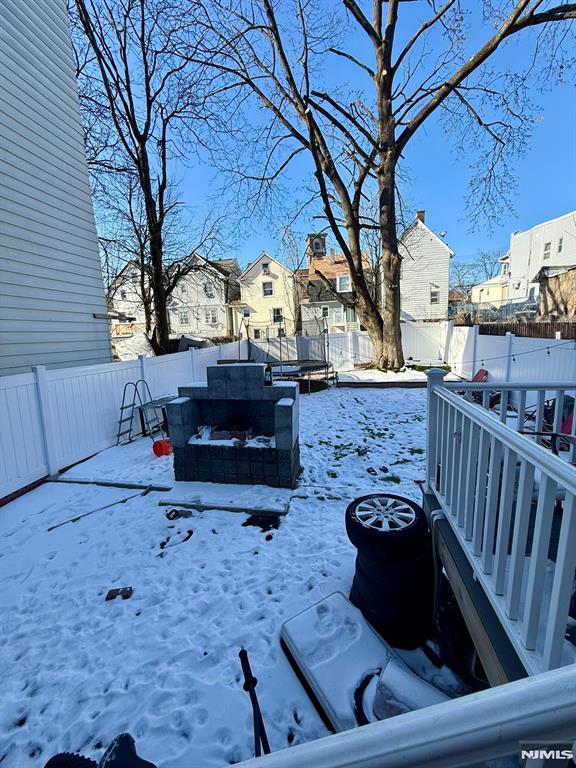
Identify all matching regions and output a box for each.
[558,238,564,253]
[262,262,270,275]
[254,329,261,339]
[243,308,250,319]
[543,242,551,260]
[277,327,286,337]
[337,274,351,292]
[130,271,138,284]
[204,281,214,297]
[120,290,127,300]
[273,308,283,323]
[322,306,329,318]
[430,287,440,304]
[262,281,273,297]
[179,311,189,325]
[313,239,323,252]
[204,309,217,324]
[502,262,509,275]
[180,284,187,295]
[345,306,357,323]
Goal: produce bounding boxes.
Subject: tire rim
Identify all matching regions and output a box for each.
[354,496,416,531]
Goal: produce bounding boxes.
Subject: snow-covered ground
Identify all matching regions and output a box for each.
[0,387,455,768]
[338,368,461,384]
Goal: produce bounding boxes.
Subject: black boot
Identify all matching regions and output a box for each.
[98,733,157,768]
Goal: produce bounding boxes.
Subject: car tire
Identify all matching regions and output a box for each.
[351,557,433,649]
[345,494,429,561]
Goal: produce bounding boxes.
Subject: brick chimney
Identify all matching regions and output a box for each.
[416,210,425,223]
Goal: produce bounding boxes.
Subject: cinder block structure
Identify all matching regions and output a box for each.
[166,364,300,488]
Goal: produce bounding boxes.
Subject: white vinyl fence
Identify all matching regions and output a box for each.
[448,326,576,383]
[250,322,450,370]
[0,340,248,500]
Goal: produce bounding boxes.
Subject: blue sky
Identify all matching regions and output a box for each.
[179,3,576,269]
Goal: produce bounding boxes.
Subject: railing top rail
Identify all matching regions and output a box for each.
[434,386,576,491]
[232,665,576,768]
[445,381,576,392]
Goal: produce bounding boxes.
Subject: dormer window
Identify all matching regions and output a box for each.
[313,239,323,252]
[262,262,270,275]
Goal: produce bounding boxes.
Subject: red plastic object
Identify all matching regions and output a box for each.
[153,439,172,457]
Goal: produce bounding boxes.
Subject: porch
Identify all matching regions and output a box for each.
[425,371,576,677]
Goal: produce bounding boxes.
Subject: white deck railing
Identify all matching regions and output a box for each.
[233,664,576,768]
[426,369,576,674]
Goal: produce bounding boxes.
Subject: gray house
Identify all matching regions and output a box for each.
[0,0,112,376]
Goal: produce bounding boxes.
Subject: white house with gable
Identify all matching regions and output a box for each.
[109,256,240,339]
[379,211,453,321]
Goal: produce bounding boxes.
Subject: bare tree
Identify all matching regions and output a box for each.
[475,249,506,282]
[189,0,575,367]
[71,0,216,352]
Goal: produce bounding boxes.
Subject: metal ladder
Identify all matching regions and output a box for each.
[116,379,163,445]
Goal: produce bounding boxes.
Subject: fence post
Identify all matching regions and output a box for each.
[505,332,514,382]
[190,347,196,379]
[470,325,480,379]
[139,354,147,382]
[348,332,354,369]
[33,365,59,477]
[425,368,448,493]
[443,320,454,364]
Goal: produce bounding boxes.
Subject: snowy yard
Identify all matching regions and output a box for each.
[0,387,441,767]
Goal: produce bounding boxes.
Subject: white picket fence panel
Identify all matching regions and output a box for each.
[0,340,249,500]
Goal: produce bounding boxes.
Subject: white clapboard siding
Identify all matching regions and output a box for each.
[0,0,112,376]
[398,220,452,321]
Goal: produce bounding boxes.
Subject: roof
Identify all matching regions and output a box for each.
[399,218,454,257]
[473,275,508,289]
[533,264,576,282]
[239,252,292,280]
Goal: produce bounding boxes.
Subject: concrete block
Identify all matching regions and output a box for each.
[166,397,199,448]
[226,376,248,399]
[275,397,296,450]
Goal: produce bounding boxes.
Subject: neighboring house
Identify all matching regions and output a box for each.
[0,0,112,376]
[109,256,240,339]
[298,233,369,334]
[167,257,240,339]
[470,255,509,308]
[232,253,297,339]
[507,211,576,305]
[535,264,576,318]
[380,211,453,322]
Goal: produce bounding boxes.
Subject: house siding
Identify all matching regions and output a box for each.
[508,212,576,303]
[386,220,451,321]
[235,255,296,338]
[0,0,111,376]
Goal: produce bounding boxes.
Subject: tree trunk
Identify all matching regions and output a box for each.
[378,153,404,369]
[149,223,170,352]
[139,152,171,353]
